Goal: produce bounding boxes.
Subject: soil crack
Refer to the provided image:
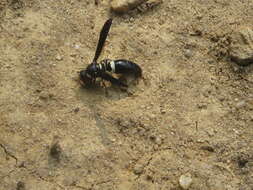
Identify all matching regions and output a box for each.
[0,143,18,165]
[91,180,112,189]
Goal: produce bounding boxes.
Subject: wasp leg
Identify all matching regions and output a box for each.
[101,72,128,87]
[101,79,109,96]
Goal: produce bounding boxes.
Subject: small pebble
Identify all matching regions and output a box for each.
[184,49,193,58]
[200,145,215,152]
[218,96,225,102]
[140,105,145,109]
[197,103,207,109]
[39,93,49,100]
[150,135,162,145]
[133,164,144,175]
[129,17,134,22]
[206,129,215,137]
[161,109,166,114]
[179,173,193,190]
[235,100,246,108]
[146,175,153,181]
[119,120,131,128]
[149,114,156,119]
[197,139,205,143]
[207,60,215,64]
[73,107,80,113]
[74,44,80,49]
[56,55,63,61]
[155,136,162,145]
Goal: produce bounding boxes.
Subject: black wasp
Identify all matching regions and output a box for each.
[80,19,142,88]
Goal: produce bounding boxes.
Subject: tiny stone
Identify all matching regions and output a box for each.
[179,174,192,190]
[133,164,144,175]
[119,120,131,128]
[184,49,193,58]
[218,96,225,102]
[232,129,239,134]
[153,144,159,150]
[39,92,50,100]
[62,176,76,186]
[207,60,215,64]
[17,181,25,190]
[235,100,246,108]
[18,161,26,168]
[149,135,156,141]
[207,129,215,137]
[197,103,207,109]
[74,107,80,113]
[150,135,162,145]
[161,109,166,114]
[200,145,215,152]
[155,136,162,145]
[149,114,156,119]
[233,66,239,72]
[146,175,153,181]
[129,17,134,22]
[74,44,80,49]
[197,139,205,143]
[70,52,77,57]
[56,55,63,61]
[140,105,145,109]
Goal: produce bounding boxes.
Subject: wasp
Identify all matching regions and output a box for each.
[79,19,142,88]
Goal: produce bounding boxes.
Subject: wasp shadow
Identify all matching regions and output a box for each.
[75,84,130,146]
[74,77,145,146]
[77,82,132,103]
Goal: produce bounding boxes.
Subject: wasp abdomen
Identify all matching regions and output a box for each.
[114,59,142,77]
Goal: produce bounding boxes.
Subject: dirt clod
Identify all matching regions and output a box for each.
[200,145,215,152]
[111,0,145,13]
[229,27,253,66]
[49,137,62,162]
[16,181,25,190]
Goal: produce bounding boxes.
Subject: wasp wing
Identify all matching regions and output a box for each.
[92,18,113,63]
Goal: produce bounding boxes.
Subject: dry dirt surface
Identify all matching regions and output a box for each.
[0,0,253,189]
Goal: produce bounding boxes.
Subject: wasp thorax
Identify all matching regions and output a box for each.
[86,64,99,76]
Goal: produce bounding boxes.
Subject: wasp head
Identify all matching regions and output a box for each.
[79,64,98,86]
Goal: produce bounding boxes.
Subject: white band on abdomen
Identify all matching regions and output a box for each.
[99,64,102,70]
[110,60,115,73]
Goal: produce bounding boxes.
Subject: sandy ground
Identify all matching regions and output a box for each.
[0,0,253,189]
